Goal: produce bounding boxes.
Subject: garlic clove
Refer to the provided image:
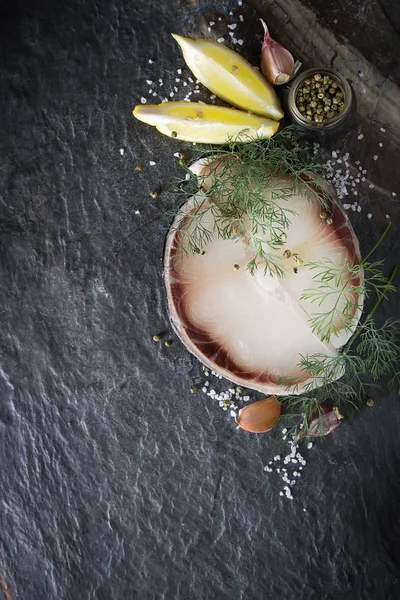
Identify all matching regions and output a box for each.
[308,408,341,437]
[237,396,281,433]
[260,19,295,86]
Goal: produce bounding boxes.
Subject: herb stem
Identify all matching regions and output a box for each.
[361,222,391,265]
[345,265,398,352]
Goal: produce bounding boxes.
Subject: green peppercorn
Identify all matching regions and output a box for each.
[190,384,199,393]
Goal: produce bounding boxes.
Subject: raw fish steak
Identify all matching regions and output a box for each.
[164,160,362,395]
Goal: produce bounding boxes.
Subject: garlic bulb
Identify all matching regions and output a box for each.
[260,19,295,85]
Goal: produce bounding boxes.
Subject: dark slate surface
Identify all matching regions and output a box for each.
[1,1,400,599]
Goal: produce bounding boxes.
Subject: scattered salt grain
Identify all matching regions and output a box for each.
[134,210,140,215]
[119,148,125,156]
[239,14,244,21]
[392,192,397,197]
[149,161,156,166]
[148,59,153,64]
[146,80,153,85]
[386,214,391,219]
[229,32,234,37]
[238,0,243,5]
[359,72,364,78]
[209,21,215,26]
[373,155,378,161]
[207,27,211,32]
[228,23,237,30]
[177,68,182,75]
[238,39,244,45]
[217,37,225,43]
[218,17,222,21]
[210,94,216,99]
[169,92,174,97]
[357,134,364,140]
[343,204,351,210]
[379,142,383,148]
[140,97,147,104]
[380,127,386,133]
[369,183,374,189]
[367,213,372,219]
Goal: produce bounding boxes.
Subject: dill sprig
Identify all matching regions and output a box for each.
[274,266,399,444]
[168,128,334,276]
[301,222,394,343]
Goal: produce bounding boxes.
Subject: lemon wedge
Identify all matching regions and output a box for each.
[172,34,284,121]
[133,102,280,143]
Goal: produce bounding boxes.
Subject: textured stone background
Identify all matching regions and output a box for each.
[1,1,400,599]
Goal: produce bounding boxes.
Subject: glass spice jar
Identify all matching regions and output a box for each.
[286,67,356,141]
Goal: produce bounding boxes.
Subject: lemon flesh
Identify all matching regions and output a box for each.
[172,34,284,121]
[133,102,280,144]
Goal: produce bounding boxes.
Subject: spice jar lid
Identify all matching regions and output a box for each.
[287,67,353,132]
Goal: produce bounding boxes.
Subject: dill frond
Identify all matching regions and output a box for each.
[167,128,335,275]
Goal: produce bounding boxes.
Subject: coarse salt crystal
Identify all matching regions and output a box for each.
[386,214,391,219]
[217,37,225,43]
[357,205,361,212]
[228,23,237,30]
[135,210,140,215]
[379,142,383,147]
[140,97,147,104]
[209,21,215,26]
[380,127,386,133]
[119,148,125,156]
[148,59,153,64]
[343,203,351,210]
[230,409,237,417]
[367,213,372,219]
[392,192,397,197]
[332,151,337,158]
[177,69,182,75]
[210,94,216,99]
[149,161,156,166]
[146,80,153,85]
[238,0,243,5]
[229,32,234,37]
[369,184,374,189]
[169,92,174,97]
[207,27,211,32]
[373,155,378,161]
[357,134,364,140]
[239,14,244,21]
[238,39,244,45]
